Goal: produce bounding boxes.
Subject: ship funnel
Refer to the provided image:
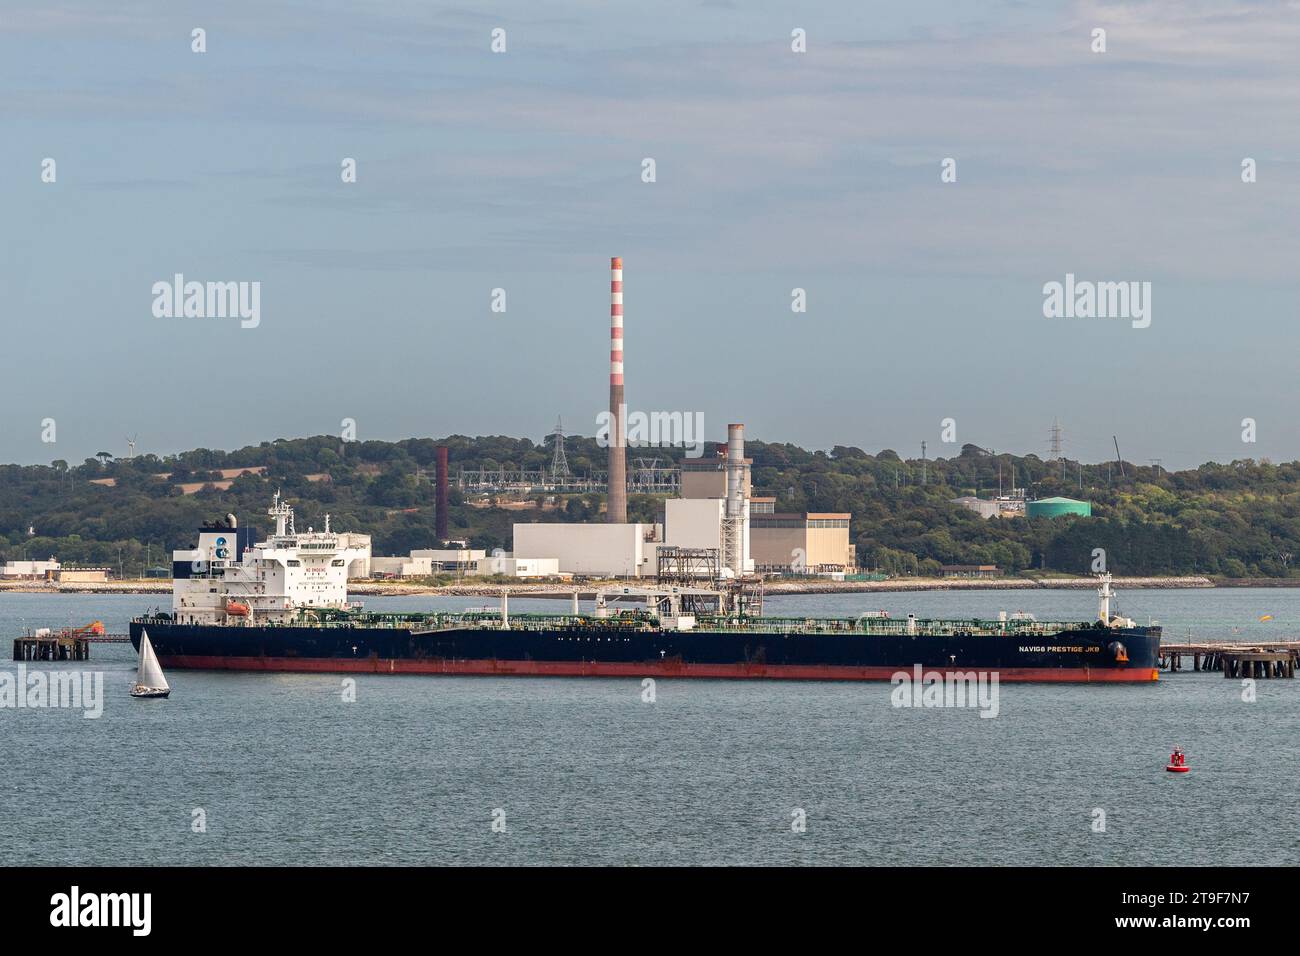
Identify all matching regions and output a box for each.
[226,513,238,528]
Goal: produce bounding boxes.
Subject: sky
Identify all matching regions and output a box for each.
[3,0,1300,469]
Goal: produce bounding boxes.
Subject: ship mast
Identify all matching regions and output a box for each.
[1097,572,1114,624]
[268,490,294,538]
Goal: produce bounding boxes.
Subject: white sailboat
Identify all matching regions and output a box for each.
[130,629,171,699]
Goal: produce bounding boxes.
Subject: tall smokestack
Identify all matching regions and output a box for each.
[607,256,627,523]
[435,446,450,542]
[723,424,748,575]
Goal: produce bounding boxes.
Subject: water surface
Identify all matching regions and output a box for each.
[2,589,1296,865]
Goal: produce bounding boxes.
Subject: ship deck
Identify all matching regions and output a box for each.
[135,611,1111,638]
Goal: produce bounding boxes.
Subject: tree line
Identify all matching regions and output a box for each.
[2,435,1296,578]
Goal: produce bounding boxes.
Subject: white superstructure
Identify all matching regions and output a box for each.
[170,492,371,625]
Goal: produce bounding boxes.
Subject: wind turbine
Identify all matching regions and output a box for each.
[126,434,138,458]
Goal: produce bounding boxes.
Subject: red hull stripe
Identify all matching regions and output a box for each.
[157,655,1160,683]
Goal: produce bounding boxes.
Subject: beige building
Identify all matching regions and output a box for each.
[750,513,855,573]
[48,567,111,584]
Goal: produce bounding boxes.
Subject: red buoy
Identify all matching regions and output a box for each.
[1165,747,1189,773]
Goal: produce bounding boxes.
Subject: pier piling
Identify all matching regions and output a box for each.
[1158,642,1297,679]
[11,630,129,662]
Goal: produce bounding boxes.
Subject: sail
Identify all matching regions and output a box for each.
[136,630,170,690]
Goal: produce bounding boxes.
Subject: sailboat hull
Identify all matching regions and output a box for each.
[130,687,170,699]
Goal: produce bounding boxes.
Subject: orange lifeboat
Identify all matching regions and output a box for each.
[225,600,251,617]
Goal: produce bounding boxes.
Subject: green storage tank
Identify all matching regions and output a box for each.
[1026,496,1091,518]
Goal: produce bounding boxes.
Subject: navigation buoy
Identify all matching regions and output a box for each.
[1165,747,1189,773]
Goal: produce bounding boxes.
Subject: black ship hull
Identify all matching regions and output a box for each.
[129,620,1162,683]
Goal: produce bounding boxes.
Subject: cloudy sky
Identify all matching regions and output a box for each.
[3,0,1299,468]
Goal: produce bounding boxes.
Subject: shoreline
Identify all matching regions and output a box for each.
[0,574,1243,597]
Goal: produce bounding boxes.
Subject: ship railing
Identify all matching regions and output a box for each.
[688,616,1094,637]
[127,610,1097,638]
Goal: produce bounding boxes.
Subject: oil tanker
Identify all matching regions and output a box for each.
[128,494,1161,683]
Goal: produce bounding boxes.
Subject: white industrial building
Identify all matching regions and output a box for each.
[336,533,372,577]
[659,497,752,576]
[370,555,434,578]
[513,522,657,578]
[1,558,61,579]
[951,496,1001,519]
[369,547,485,578]
[412,548,486,572]
[951,494,1027,520]
[473,555,561,578]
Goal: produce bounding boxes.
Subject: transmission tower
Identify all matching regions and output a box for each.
[549,418,570,478]
[1048,418,1063,460]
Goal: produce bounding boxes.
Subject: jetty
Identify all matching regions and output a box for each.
[11,622,129,662]
[1159,642,1298,678]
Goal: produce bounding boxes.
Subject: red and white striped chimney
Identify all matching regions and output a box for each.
[607,256,627,523]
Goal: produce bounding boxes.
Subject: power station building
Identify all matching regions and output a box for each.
[749,512,855,573]
[513,425,756,579]
[506,258,854,579]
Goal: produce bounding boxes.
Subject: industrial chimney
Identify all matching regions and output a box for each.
[435,446,449,543]
[607,256,627,523]
[721,423,749,575]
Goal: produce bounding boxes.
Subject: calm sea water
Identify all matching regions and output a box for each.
[2,588,1297,866]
